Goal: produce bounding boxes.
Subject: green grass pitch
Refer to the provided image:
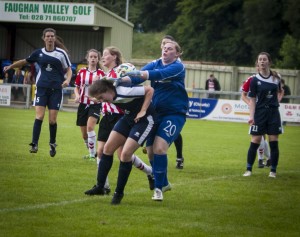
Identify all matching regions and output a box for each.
[0,107,299,237]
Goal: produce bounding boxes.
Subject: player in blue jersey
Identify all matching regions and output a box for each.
[4,28,72,157]
[243,52,284,178]
[123,41,189,201]
[161,35,185,169]
[87,79,156,205]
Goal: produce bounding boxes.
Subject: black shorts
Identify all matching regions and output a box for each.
[97,113,123,142]
[113,113,156,146]
[76,103,101,126]
[249,107,283,135]
[33,87,62,110]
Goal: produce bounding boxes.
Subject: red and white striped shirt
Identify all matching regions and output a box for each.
[75,68,105,104]
[101,67,124,115]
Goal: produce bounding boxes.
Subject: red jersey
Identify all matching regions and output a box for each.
[101,67,124,115]
[75,68,105,104]
[241,75,255,93]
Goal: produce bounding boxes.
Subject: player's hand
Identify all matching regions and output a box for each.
[103,76,122,87]
[134,110,146,123]
[248,118,254,125]
[124,70,141,77]
[3,66,10,73]
[74,95,80,103]
[62,80,70,88]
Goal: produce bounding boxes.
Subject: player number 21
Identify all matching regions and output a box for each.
[251,125,258,132]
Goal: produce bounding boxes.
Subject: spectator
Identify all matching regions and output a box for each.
[11,68,24,100]
[23,65,35,101]
[3,72,9,84]
[137,23,144,33]
[280,79,291,103]
[205,74,221,98]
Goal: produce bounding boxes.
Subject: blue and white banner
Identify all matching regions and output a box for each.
[187,98,300,123]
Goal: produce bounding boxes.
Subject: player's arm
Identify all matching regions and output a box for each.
[3,59,27,72]
[241,91,250,105]
[134,86,154,123]
[278,83,284,102]
[248,97,256,125]
[62,67,72,88]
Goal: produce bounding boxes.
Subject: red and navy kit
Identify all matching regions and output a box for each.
[248,72,282,135]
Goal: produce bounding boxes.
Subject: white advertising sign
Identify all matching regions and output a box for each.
[197,98,300,123]
[0,85,11,106]
[0,1,95,25]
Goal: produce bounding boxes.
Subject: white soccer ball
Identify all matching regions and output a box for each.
[116,63,136,78]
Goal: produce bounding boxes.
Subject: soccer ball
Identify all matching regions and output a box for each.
[116,63,136,78]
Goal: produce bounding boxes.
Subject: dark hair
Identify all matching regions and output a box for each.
[256,52,280,81]
[163,35,175,41]
[89,80,115,98]
[42,28,69,53]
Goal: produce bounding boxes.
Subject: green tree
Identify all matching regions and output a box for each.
[277,35,300,69]
[283,0,300,39]
[242,0,286,63]
[169,0,248,64]
[136,0,179,32]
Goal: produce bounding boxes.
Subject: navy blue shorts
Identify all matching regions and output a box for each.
[97,113,123,142]
[113,114,156,146]
[146,114,186,147]
[249,107,283,135]
[76,103,101,126]
[33,87,62,110]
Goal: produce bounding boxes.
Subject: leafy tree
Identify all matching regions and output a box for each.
[242,0,286,63]
[276,35,300,69]
[168,0,247,64]
[135,0,179,32]
[283,0,300,39]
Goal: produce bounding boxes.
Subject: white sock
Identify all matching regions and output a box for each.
[84,139,88,149]
[132,154,152,175]
[87,131,96,157]
[257,137,264,160]
[264,140,270,159]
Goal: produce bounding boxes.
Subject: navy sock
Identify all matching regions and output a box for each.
[97,154,113,188]
[49,123,57,144]
[32,119,43,145]
[174,134,183,158]
[115,161,132,194]
[269,141,279,172]
[246,142,260,171]
[153,154,167,190]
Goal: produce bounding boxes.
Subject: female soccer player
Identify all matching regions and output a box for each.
[4,28,72,157]
[243,52,283,178]
[241,78,271,168]
[124,41,189,201]
[161,35,185,169]
[74,49,105,159]
[84,46,154,196]
[88,79,156,204]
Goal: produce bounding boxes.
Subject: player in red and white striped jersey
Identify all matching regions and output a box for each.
[74,49,105,159]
